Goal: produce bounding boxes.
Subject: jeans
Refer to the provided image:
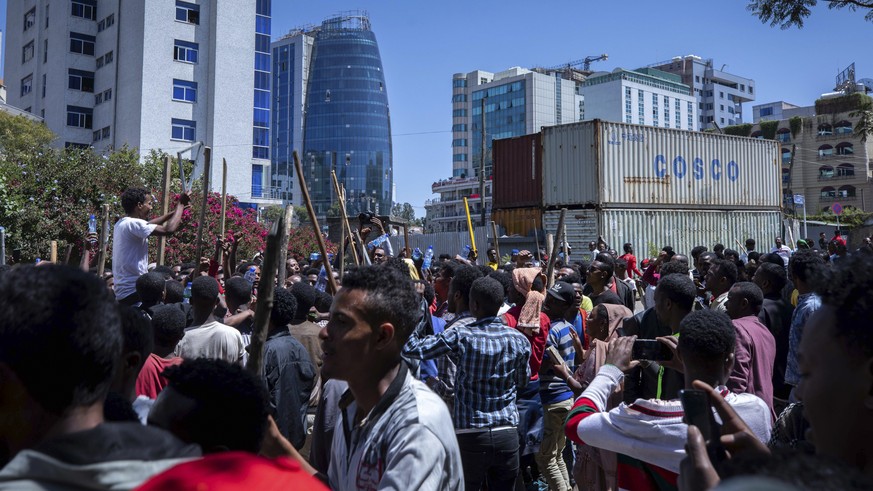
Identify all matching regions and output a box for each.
[456,427,519,491]
[534,399,572,491]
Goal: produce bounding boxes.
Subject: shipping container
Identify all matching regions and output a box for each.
[492,207,542,237]
[544,208,782,259]
[542,120,782,209]
[492,133,543,209]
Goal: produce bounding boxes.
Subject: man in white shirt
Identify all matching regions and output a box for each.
[174,276,245,365]
[113,187,191,305]
[770,237,793,267]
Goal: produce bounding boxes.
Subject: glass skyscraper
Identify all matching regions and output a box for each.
[251,0,271,199]
[301,13,392,217]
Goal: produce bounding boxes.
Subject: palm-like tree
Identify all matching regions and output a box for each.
[850,99,873,143]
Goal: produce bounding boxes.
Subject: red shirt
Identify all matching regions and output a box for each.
[136,353,184,399]
[502,306,549,381]
[620,253,643,278]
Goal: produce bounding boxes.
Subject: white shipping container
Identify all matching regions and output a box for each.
[544,208,782,258]
[542,120,782,209]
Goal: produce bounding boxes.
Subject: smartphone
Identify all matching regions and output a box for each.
[680,389,726,465]
[631,339,673,361]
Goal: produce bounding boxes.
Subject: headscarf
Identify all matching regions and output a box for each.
[576,303,633,389]
[512,267,545,335]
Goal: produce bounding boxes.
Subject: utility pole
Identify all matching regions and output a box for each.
[480,97,486,227]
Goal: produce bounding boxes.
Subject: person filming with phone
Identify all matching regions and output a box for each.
[564,309,772,491]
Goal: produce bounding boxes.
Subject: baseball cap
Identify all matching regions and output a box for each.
[547,281,575,304]
[511,249,519,255]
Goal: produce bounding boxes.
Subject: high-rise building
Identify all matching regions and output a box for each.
[273,12,392,219]
[270,29,314,205]
[581,67,698,131]
[427,66,583,232]
[649,55,755,130]
[4,0,274,207]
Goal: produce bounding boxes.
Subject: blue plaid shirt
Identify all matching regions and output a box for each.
[403,316,531,429]
[785,292,821,387]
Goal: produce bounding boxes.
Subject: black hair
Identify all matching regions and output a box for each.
[418,280,436,305]
[656,273,696,311]
[615,258,628,269]
[191,275,219,301]
[438,253,452,261]
[678,309,736,361]
[121,187,150,214]
[314,290,333,313]
[117,305,154,362]
[712,259,738,285]
[817,253,873,358]
[161,358,269,453]
[383,256,410,277]
[290,281,317,317]
[592,291,623,307]
[502,264,516,275]
[0,265,121,414]
[690,245,708,260]
[438,261,457,278]
[180,262,196,272]
[745,238,756,247]
[488,271,513,298]
[451,266,484,305]
[759,253,785,268]
[304,267,320,277]
[720,449,873,491]
[730,281,764,309]
[713,243,725,253]
[594,253,615,277]
[623,242,633,253]
[756,262,787,292]
[470,276,504,316]
[699,251,717,262]
[153,265,175,280]
[724,249,740,260]
[136,272,166,305]
[236,262,254,276]
[789,250,825,284]
[150,304,187,347]
[224,276,253,308]
[660,260,689,277]
[562,272,583,285]
[477,265,494,277]
[270,287,298,327]
[531,274,545,293]
[662,246,676,260]
[164,279,184,304]
[747,251,761,263]
[341,266,420,342]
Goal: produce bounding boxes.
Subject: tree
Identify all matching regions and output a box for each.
[391,202,416,221]
[850,99,873,143]
[747,0,873,29]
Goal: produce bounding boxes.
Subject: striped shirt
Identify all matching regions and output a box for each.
[403,316,531,429]
[539,319,576,404]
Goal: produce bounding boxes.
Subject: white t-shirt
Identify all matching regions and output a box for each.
[174,320,246,365]
[112,217,157,299]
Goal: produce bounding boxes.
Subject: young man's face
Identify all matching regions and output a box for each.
[797,306,873,465]
[133,194,154,220]
[320,288,384,382]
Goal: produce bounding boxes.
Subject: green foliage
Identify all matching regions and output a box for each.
[647,241,660,259]
[760,120,780,140]
[261,205,285,224]
[286,225,336,260]
[293,206,309,226]
[802,208,872,228]
[748,0,873,29]
[789,116,803,138]
[815,92,873,115]
[723,124,753,138]
[850,99,873,143]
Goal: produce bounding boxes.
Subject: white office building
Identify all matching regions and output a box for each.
[649,55,755,130]
[4,0,276,207]
[581,67,698,131]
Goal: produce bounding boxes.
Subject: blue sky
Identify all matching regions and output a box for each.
[2,1,871,217]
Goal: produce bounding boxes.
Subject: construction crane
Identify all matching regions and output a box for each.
[545,54,609,72]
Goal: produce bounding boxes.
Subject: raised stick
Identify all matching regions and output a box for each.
[245,220,281,375]
[294,151,338,294]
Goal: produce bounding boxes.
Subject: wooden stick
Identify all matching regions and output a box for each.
[50,241,57,263]
[97,204,110,277]
[546,208,567,288]
[331,171,359,265]
[219,158,227,245]
[403,224,411,258]
[194,147,211,265]
[339,205,346,279]
[463,197,476,254]
[157,155,172,266]
[293,151,338,294]
[734,238,747,254]
[355,230,372,265]
[491,221,501,259]
[277,205,293,284]
[532,218,542,262]
[341,186,359,266]
[63,244,73,265]
[245,220,281,375]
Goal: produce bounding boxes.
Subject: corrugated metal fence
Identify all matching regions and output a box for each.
[387,226,491,258]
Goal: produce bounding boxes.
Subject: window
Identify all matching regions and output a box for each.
[173,79,197,102]
[782,148,792,163]
[818,144,834,157]
[173,40,199,63]
[821,186,836,199]
[452,124,467,132]
[720,105,724,111]
[452,94,467,103]
[95,88,111,105]
[95,93,103,105]
[66,105,93,128]
[453,79,467,88]
[71,0,97,20]
[835,142,854,155]
[452,109,467,117]
[68,69,95,92]
[818,123,833,136]
[740,84,745,92]
[171,118,196,141]
[453,154,468,162]
[22,41,35,63]
[42,74,46,98]
[834,121,852,134]
[45,4,49,27]
[837,163,855,177]
[695,75,700,83]
[65,142,90,149]
[838,185,856,198]
[719,92,724,99]
[96,55,104,68]
[20,75,33,96]
[452,139,468,147]
[175,1,200,24]
[777,128,791,142]
[69,32,96,56]
[24,8,36,31]
[43,39,48,63]
[251,164,264,198]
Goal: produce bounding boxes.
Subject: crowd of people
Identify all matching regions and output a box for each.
[1,186,872,491]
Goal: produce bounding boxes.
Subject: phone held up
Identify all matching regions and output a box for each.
[631,339,673,361]
[680,389,727,466]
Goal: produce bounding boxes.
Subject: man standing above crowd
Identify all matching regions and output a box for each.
[584,253,634,312]
[113,188,191,306]
[771,237,792,266]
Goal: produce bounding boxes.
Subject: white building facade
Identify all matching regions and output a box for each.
[581,68,698,131]
[4,0,274,207]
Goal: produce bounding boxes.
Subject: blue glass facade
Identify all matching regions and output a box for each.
[302,14,392,217]
[471,79,526,178]
[270,39,299,202]
[251,0,271,198]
